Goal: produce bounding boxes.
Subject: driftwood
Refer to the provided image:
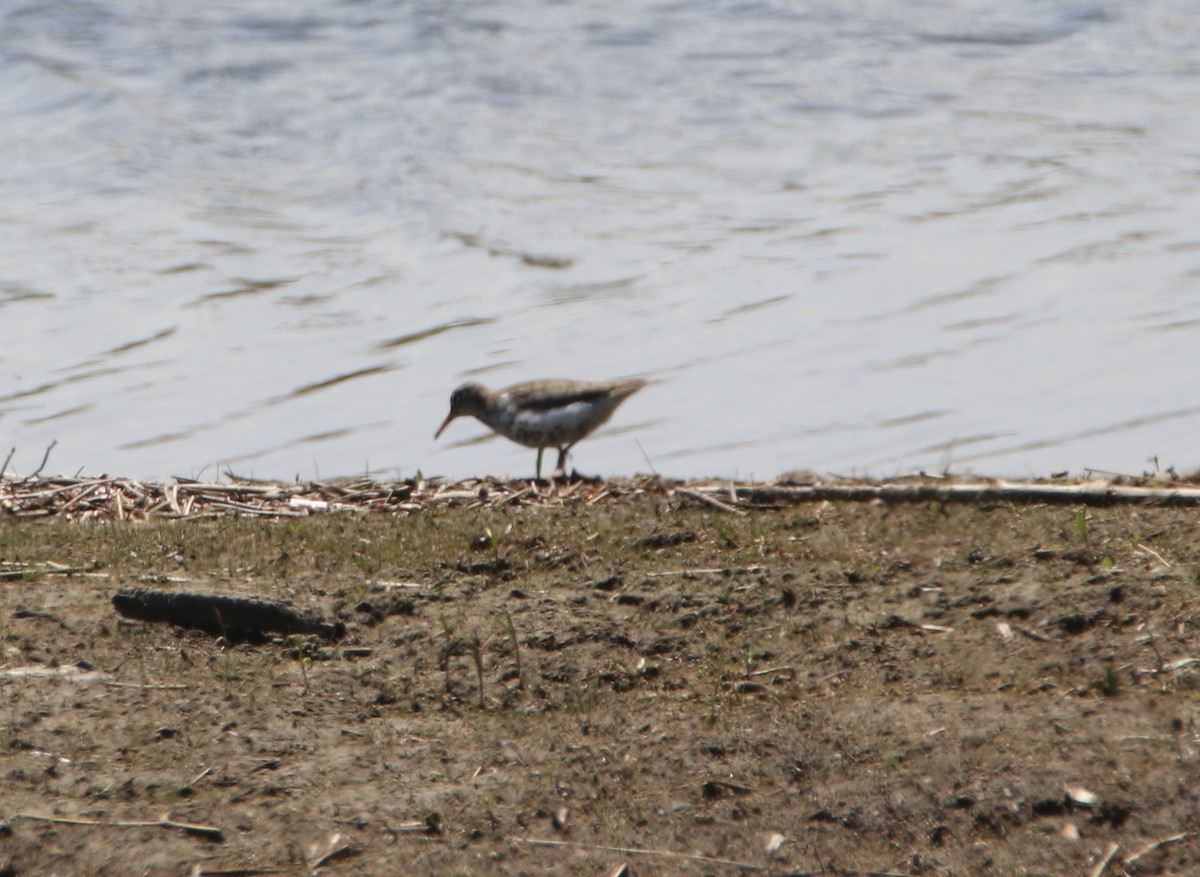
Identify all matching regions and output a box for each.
[112,587,345,641]
[692,480,1200,508]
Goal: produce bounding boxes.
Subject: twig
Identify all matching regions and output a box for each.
[748,665,796,677]
[471,630,485,709]
[0,446,14,482]
[497,608,524,690]
[676,486,747,516]
[1089,841,1120,877]
[193,495,305,517]
[1015,625,1051,643]
[1135,542,1171,569]
[306,833,361,869]
[495,486,533,507]
[21,439,58,483]
[58,481,110,515]
[1123,832,1191,866]
[635,438,659,478]
[14,811,222,840]
[101,681,190,691]
[517,837,763,871]
[646,566,761,578]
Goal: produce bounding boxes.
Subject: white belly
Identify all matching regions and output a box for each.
[501,402,599,447]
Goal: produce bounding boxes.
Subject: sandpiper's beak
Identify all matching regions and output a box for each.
[434,412,457,440]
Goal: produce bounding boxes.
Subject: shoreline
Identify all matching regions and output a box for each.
[3,471,1199,522]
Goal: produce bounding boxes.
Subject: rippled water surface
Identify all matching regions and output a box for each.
[3,0,1199,480]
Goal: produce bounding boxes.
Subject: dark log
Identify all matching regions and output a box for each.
[696,482,1200,508]
[112,586,345,641]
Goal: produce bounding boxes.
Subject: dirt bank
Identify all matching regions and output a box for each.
[2,479,1198,874]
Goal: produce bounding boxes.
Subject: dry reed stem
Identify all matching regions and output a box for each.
[14,811,222,840]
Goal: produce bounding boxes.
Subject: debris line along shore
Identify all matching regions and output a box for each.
[2,473,1199,521]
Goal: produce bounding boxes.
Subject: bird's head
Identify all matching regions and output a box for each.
[434,382,488,439]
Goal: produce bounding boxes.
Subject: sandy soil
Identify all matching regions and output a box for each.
[2,488,1199,875]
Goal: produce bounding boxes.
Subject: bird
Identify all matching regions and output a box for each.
[434,378,646,479]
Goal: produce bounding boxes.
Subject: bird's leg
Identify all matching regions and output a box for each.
[555,444,571,478]
[535,443,545,480]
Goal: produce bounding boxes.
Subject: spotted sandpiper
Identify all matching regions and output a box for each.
[434,378,646,478]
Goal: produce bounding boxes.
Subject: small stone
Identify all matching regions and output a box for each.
[551,807,570,832]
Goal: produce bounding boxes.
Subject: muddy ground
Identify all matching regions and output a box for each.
[2,483,1199,875]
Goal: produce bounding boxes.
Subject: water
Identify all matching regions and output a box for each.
[2,0,1198,482]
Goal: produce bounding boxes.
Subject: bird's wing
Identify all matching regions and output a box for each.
[504,380,642,411]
